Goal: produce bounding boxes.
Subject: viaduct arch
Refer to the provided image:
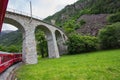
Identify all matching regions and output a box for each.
[4,11,67,64]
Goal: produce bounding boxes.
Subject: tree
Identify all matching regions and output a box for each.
[35,29,48,58]
[66,33,98,54]
[98,22,120,49]
[107,12,120,23]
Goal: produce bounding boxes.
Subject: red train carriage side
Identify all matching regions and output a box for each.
[0,54,14,73]
[0,52,22,74]
[13,54,22,63]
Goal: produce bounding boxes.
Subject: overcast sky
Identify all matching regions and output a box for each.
[2,0,78,31]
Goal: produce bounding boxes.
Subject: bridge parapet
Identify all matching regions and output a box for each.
[6,8,65,33]
[7,8,42,20]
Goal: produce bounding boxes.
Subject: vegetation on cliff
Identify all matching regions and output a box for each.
[44,0,120,35]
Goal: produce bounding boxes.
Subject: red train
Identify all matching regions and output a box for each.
[0,51,22,74]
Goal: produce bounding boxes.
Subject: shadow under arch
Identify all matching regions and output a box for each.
[35,25,53,58]
[63,34,67,41]
[55,30,65,55]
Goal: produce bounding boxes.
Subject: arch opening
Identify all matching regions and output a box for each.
[55,30,65,55]
[0,24,22,53]
[35,25,52,58]
[0,17,25,54]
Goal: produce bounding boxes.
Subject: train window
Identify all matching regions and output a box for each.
[0,57,1,64]
[4,56,6,62]
[7,56,8,61]
[5,56,7,61]
[7,56,10,61]
[1,56,4,63]
[3,56,8,62]
[3,56,6,62]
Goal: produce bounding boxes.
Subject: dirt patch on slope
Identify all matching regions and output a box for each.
[76,14,109,36]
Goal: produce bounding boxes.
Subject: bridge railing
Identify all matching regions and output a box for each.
[7,8,43,20]
[6,8,65,33]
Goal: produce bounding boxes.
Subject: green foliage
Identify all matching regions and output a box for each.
[35,29,48,58]
[0,45,6,51]
[0,45,21,52]
[79,19,86,25]
[67,34,98,54]
[7,45,20,52]
[63,19,85,33]
[107,12,120,23]
[63,19,76,34]
[90,0,120,14]
[98,22,120,49]
[79,9,91,15]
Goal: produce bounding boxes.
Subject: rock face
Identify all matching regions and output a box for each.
[76,14,109,36]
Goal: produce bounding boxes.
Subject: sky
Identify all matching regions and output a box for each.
[2,0,78,31]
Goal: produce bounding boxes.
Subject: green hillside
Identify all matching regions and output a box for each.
[0,30,22,46]
[0,30,22,52]
[44,0,120,26]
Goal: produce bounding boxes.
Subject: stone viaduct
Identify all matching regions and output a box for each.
[4,11,67,64]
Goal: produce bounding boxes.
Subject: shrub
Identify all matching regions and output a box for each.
[0,45,6,51]
[107,12,120,23]
[79,19,86,25]
[7,45,19,52]
[35,29,48,58]
[98,22,120,49]
[79,9,92,15]
[66,34,98,54]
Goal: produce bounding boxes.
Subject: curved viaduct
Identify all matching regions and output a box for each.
[4,11,67,64]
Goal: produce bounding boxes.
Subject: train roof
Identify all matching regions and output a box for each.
[0,51,21,54]
[0,51,10,54]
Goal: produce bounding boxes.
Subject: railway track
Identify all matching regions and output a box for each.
[0,62,22,80]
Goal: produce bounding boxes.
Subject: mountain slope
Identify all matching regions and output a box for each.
[44,0,120,35]
[0,30,22,47]
[76,14,109,36]
[44,0,120,25]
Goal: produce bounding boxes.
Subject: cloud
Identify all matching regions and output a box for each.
[2,24,18,31]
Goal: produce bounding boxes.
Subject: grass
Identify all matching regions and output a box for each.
[15,49,120,80]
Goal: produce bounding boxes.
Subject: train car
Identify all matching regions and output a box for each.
[13,54,22,63]
[0,53,14,73]
[0,51,22,74]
